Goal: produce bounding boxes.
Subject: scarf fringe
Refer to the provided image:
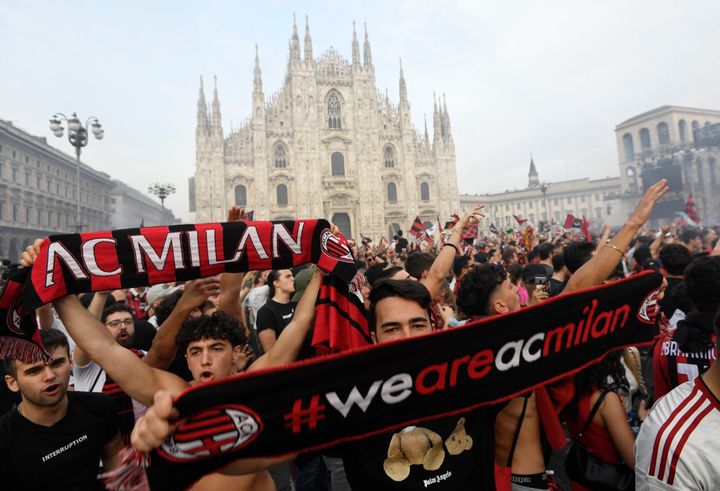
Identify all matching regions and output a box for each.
[0,336,48,363]
[100,446,150,491]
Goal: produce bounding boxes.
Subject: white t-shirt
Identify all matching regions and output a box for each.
[73,356,147,422]
[247,285,270,330]
[635,377,720,490]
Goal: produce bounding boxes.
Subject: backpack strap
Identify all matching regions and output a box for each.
[575,390,609,440]
[506,392,531,468]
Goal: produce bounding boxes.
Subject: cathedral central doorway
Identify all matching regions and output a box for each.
[332,213,352,238]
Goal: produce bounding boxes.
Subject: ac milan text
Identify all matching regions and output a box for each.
[284,299,631,432]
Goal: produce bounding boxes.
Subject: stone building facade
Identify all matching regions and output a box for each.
[0,118,113,261]
[193,17,459,239]
[460,158,622,231]
[613,105,720,224]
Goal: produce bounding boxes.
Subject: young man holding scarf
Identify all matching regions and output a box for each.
[457,180,669,490]
[18,243,326,491]
[0,329,123,489]
[132,181,668,490]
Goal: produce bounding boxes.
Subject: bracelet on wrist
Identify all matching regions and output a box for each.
[443,243,460,255]
[605,240,627,259]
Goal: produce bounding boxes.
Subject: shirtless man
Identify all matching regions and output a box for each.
[456,179,669,490]
[20,243,324,491]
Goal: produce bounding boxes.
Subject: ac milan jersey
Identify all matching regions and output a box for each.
[653,330,717,400]
[636,377,720,490]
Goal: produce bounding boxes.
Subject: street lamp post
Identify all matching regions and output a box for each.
[49,113,104,232]
[148,183,176,208]
[540,181,551,223]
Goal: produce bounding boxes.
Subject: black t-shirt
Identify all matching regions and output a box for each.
[256,299,296,339]
[338,407,500,490]
[395,237,409,253]
[548,278,565,297]
[0,391,119,490]
[659,277,683,318]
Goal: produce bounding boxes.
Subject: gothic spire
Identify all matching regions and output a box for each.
[399,58,408,103]
[197,75,209,132]
[351,21,361,66]
[424,114,430,147]
[528,154,540,187]
[433,92,442,146]
[304,15,313,62]
[363,22,373,67]
[211,75,222,133]
[253,45,263,94]
[289,13,301,64]
[442,93,451,134]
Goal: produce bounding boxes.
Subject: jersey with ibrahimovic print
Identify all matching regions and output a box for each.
[635,377,720,490]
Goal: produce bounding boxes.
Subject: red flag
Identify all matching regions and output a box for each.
[461,221,478,243]
[581,217,591,242]
[684,195,700,225]
[444,214,460,230]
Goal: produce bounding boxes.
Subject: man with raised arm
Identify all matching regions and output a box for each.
[19,241,325,491]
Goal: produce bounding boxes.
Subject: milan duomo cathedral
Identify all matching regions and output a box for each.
[194,16,459,239]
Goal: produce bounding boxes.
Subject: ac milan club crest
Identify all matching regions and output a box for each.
[320,229,354,264]
[637,288,662,324]
[158,404,262,462]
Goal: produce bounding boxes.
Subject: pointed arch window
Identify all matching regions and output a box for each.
[383,146,396,168]
[276,184,288,207]
[274,142,288,168]
[420,182,430,201]
[387,182,398,203]
[328,93,342,129]
[331,152,345,176]
[234,185,247,206]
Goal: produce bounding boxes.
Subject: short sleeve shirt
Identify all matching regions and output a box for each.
[0,391,119,489]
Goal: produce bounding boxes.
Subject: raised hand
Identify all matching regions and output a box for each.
[628,179,669,228]
[131,390,179,452]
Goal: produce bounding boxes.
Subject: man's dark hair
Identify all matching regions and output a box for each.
[453,255,471,277]
[154,290,184,326]
[633,244,652,271]
[365,263,387,287]
[563,241,595,274]
[536,242,554,261]
[267,270,281,298]
[375,266,404,283]
[684,256,720,312]
[659,244,692,276]
[176,311,247,354]
[473,252,489,264]
[456,264,506,317]
[101,303,135,324]
[79,292,115,310]
[368,279,431,332]
[253,271,267,286]
[397,230,403,237]
[501,247,517,263]
[671,282,694,315]
[551,252,565,273]
[680,229,701,245]
[405,252,434,280]
[2,329,70,378]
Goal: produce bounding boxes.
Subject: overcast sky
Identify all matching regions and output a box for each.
[2,0,720,220]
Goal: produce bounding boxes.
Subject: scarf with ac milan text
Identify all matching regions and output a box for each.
[144,272,663,490]
[0,219,356,362]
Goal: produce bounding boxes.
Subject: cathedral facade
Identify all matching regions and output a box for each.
[194,17,459,239]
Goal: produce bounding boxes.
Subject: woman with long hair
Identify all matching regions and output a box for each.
[563,350,638,491]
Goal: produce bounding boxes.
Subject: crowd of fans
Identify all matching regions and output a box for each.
[1,178,720,490]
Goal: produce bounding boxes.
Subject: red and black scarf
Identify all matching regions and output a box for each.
[144,272,663,490]
[0,219,356,362]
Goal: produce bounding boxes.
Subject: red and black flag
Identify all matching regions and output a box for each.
[409,216,428,245]
[444,214,460,230]
[489,223,500,235]
[462,221,478,244]
[514,214,528,226]
[312,273,371,354]
[563,214,583,229]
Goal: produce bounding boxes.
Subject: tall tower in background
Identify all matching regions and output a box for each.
[194,18,459,238]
